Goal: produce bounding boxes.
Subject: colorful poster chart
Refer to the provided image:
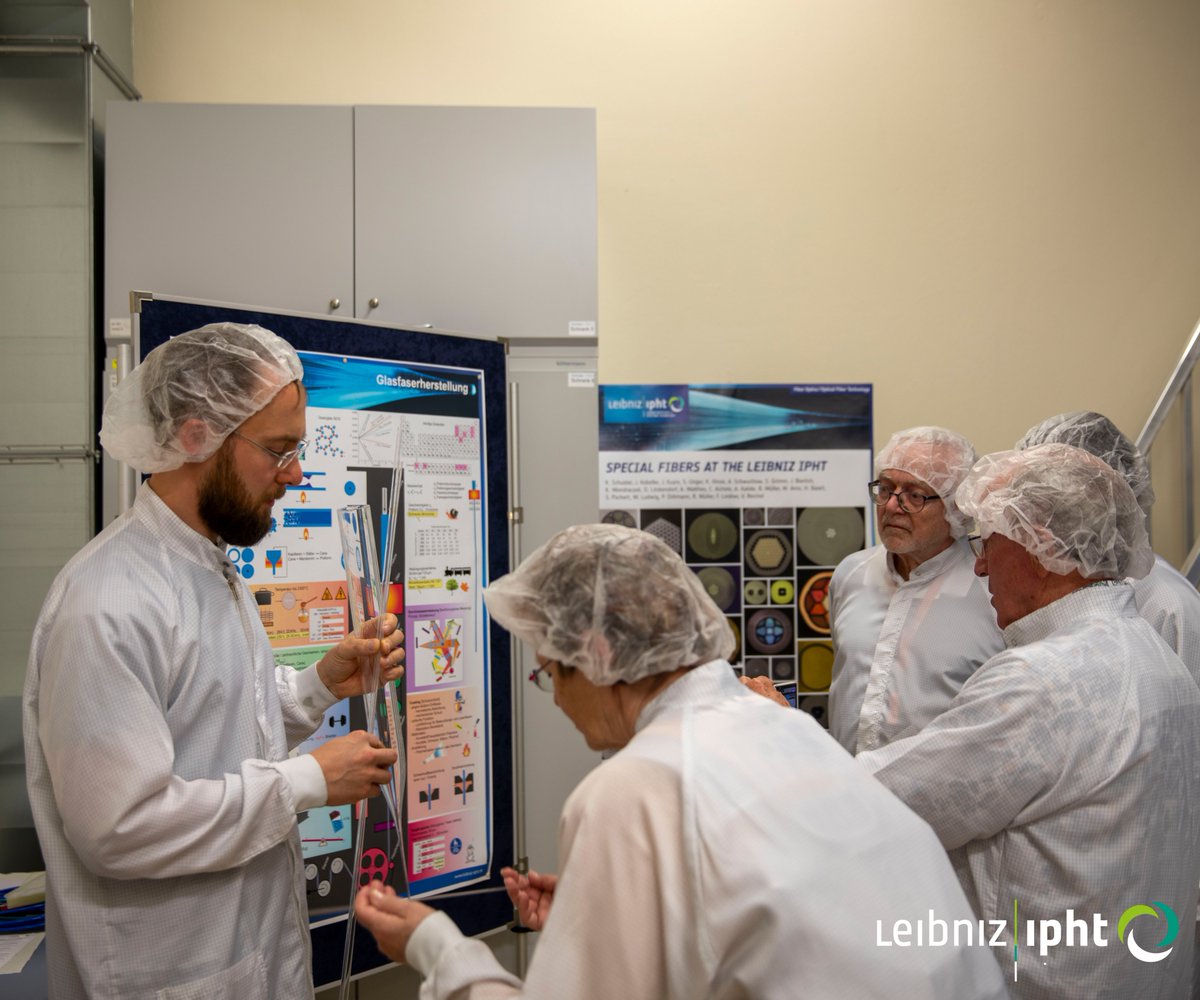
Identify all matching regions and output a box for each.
[233,351,493,911]
[598,384,873,729]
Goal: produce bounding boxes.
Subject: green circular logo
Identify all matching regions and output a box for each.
[1118,902,1178,963]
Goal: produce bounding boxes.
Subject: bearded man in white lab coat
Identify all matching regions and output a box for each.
[24,323,404,999]
[860,444,1200,1000]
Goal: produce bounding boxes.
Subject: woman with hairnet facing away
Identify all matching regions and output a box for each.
[354,524,1008,1000]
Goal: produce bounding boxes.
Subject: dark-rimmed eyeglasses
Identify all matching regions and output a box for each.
[967,534,985,558]
[868,480,942,514]
[231,431,308,470]
[528,661,555,692]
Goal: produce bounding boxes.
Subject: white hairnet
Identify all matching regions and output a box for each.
[874,426,977,537]
[100,323,303,473]
[483,523,736,686]
[955,444,1154,580]
[1016,410,1155,518]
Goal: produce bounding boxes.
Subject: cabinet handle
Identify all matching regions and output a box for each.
[329,298,340,310]
[368,297,380,309]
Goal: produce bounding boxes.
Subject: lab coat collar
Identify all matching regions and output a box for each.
[1001,579,1134,649]
[134,480,232,576]
[634,659,740,734]
[885,534,971,584]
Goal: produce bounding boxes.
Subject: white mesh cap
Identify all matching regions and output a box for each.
[1016,410,1155,518]
[874,426,977,537]
[100,323,303,473]
[955,444,1154,580]
[483,523,736,686]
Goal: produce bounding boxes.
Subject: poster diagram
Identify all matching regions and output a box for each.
[249,351,493,913]
[406,681,487,883]
[413,615,465,685]
[598,384,873,729]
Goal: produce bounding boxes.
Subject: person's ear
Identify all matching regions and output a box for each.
[176,418,212,458]
[1026,550,1053,580]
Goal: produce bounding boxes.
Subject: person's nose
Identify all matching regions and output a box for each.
[278,454,304,486]
[973,552,987,577]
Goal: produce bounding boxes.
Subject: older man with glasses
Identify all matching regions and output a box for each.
[859,444,1200,1000]
[822,426,1003,754]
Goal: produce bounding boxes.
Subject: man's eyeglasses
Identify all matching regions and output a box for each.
[231,431,308,470]
[868,480,942,514]
[528,661,555,692]
[967,534,985,558]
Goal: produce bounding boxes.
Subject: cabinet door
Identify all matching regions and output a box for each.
[506,346,601,871]
[354,106,597,339]
[105,103,354,325]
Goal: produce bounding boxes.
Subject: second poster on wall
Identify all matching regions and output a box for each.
[598,383,873,728]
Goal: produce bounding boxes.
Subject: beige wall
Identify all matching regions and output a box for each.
[131,0,1200,559]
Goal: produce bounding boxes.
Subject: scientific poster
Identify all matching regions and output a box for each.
[598,383,873,727]
[230,351,494,911]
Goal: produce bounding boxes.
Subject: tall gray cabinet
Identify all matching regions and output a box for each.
[0,0,136,872]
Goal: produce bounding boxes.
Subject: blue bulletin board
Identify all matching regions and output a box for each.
[133,296,513,988]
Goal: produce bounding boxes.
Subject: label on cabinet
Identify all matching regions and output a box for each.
[568,320,597,337]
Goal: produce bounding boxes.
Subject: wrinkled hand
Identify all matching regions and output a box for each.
[355,881,436,964]
[310,730,397,805]
[740,674,790,708]
[317,613,404,700]
[501,865,557,931]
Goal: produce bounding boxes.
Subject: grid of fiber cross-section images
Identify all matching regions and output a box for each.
[599,506,868,729]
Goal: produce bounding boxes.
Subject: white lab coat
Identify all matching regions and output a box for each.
[1135,553,1200,688]
[861,583,1200,1000]
[828,537,1003,754]
[23,483,336,999]
[404,660,1009,1000]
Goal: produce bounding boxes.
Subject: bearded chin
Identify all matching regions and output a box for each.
[197,447,274,546]
[207,502,272,547]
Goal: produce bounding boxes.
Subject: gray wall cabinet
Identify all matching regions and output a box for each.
[106,102,597,340]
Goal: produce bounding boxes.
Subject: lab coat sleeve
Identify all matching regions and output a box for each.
[825,558,853,750]
[1134,560,1200,687]
[406,911,522,1000]
[276,657,338,748]
[858,652,1061,850]
[827,566,844,657]
[825,551,877,754]
[35,584,301,880]
[519,755,680,999]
